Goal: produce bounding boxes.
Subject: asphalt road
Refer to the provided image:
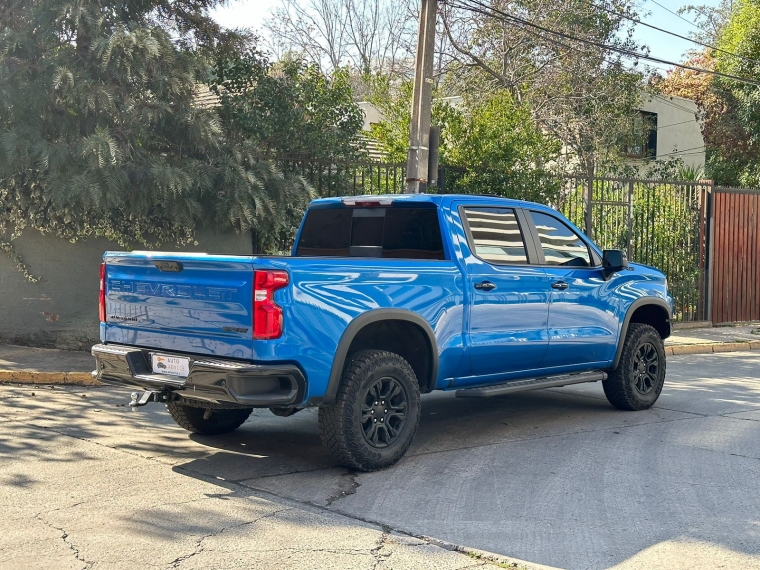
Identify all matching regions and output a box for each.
[2,351,760,569]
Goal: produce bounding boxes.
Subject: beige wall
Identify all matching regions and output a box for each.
[0,229,252,350]
[637,94,706,171]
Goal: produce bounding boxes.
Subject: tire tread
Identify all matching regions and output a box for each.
[318,350,420,471]
[604,323,666,411]
[166,402,252,435]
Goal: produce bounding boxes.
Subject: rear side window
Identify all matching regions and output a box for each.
[463,207,528,264]
[529,211,592,267]
[296,207,445,259]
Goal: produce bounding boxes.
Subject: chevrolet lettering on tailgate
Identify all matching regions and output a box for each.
[110,281,237,301]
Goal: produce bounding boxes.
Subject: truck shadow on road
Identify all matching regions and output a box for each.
[177,383,674,503]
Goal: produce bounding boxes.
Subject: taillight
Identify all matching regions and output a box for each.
[253,270,289,339]
[99,263,106,322]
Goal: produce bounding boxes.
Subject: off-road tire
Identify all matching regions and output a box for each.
[604,323,666,410]
[166,402,253,435]
[318,350,421,472]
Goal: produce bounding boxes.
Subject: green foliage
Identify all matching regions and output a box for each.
[0,0,312,279]
[438,92,561,204]
[367,78,413,163]
[367,82,561,203]
[562,178,703,321]
[440,0,646,172]
[707,0,760,185]
[211,49,365,161]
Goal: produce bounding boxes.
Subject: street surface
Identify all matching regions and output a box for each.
[2,351,760,569]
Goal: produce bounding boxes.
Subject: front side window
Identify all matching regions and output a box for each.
[463,207,528,264]
[530,211,592,267]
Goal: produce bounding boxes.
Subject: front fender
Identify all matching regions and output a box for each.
[611,297,672,369]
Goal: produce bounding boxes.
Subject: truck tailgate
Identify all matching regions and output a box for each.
[102,252,255,359]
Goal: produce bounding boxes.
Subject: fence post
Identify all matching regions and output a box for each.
[627,180,634,260]
[585,175,593,239]
[704,182,715,324]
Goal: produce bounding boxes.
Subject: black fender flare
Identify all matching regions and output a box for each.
[611,298,672,369]
[322,309,439,405]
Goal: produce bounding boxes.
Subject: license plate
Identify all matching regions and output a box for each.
[151,354,190,378]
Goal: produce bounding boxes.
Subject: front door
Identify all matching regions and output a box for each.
[457,206,550,382]
[526,210,619,368]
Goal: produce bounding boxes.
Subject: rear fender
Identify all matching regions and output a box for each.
[322,309,439,405]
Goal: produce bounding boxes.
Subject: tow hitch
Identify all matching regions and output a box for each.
[129,390,175,411]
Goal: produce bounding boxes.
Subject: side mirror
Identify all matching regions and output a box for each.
[602,249,628,281]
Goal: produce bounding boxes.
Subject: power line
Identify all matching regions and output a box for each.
[657,118,700,129]
[645,0,703,33]
[583,0,758,66]
[656,146,706,157]
[651,96,699,115]
[445,0,760,87]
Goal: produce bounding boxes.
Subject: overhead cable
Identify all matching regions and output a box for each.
[444,0,760,87]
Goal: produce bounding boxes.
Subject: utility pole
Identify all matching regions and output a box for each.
[406,0,437,194]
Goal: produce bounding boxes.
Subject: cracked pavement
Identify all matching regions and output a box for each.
[2,352,760,569]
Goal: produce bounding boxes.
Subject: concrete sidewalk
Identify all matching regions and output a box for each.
[666,324,760,355]
[1,324,759,385]
[0,344,96,385]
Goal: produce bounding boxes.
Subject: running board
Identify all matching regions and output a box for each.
[455,371,607,398]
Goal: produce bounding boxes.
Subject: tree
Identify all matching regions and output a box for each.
[653,51,750,185]
[679,0,735,45]
[713,0,760,185]
[211,48,365,162]
[264,0,417,79]
[655,0,760,185]
[0,0,311,278]
[438,0,646,174]
[440,91,561,203]
[368,82,561,203]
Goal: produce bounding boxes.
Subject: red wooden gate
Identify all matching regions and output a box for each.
[710,189,760,324]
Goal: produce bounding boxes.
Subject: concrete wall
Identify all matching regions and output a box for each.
[0,229,253,350]
[639,94,706,170]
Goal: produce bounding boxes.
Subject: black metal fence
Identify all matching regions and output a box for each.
[274,157,717,323]
[278,158,409,196]
[558,177,709,323]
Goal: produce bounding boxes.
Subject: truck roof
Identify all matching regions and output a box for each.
[308,194,553,211]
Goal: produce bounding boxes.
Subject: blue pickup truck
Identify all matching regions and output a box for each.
[92,194,672,471]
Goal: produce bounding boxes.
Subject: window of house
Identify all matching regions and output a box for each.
[462,207,528,264]
[622,111,658,159]
[529,211,592,267]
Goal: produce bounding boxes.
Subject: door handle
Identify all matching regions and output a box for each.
[474,280,497,291]
[551,281,569,290]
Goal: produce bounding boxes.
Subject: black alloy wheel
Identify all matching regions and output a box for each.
[361,376,408,448]
[633,342,660,395]
[318,349,421,471]
[603,323,666,411]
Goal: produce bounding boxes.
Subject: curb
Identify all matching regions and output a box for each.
[0,370,100,386]
[415,535,563,570]
[1,342,758,386]
[667,341,760,356]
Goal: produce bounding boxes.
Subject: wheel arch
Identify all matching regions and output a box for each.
[611,298,672,369]
[322,310,439,404]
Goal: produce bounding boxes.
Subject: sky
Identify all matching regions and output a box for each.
[210,0,277,33]
[210,0,722,70]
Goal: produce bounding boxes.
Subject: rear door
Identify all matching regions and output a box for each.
[103,253,255,359]
[456,205,550,382]
[524,210,618,367]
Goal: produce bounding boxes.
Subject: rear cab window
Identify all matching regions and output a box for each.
[296,205,445,260]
